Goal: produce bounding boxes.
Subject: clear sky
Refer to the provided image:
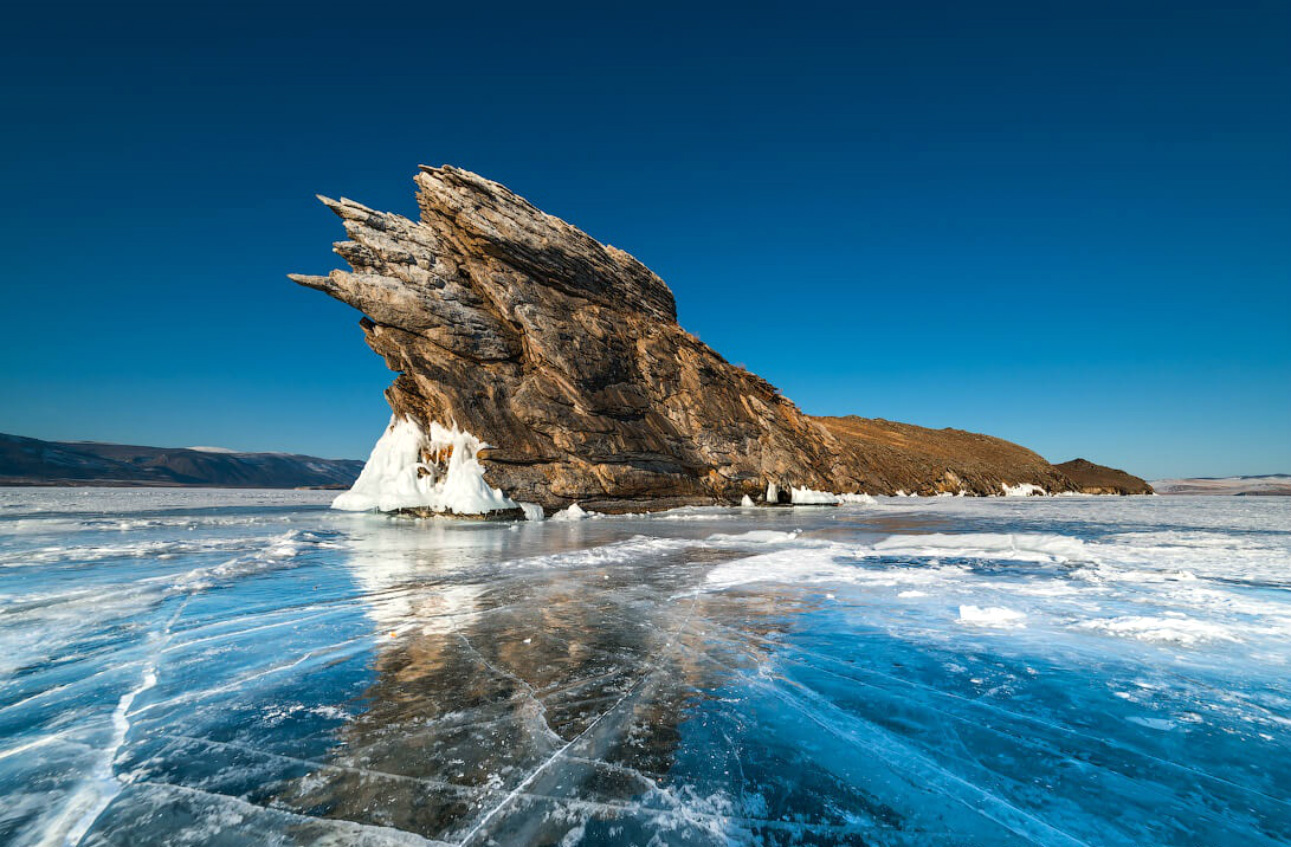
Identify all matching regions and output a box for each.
[1,1,1287,479]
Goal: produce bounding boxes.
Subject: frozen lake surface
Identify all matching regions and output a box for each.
[1,488,1289,846]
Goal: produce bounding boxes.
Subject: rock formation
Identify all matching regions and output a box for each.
[293,166,1132,514]
[1054,459,1154,495]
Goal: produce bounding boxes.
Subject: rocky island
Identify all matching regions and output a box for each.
[1054,458,1155,495]
[293,166,1148,516]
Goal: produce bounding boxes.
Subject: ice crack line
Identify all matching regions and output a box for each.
[59,597,190,847]
[452,631,563,745]
[455,592,704,847]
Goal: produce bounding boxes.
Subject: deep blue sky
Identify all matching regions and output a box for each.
[1,1,1287,479]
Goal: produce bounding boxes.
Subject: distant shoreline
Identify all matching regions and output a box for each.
[0,479,349,490]
[0,432,362,490]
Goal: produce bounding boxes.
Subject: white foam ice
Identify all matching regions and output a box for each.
[332,416,519,515]
[740,495,755,508]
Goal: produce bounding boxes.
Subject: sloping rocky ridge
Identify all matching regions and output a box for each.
[1054,459,1154,495]
[293,166,1083,513]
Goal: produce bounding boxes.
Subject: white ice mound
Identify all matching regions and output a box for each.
[1002,482,1047,497]
[551,503,591,521]
[740,494,755,508]
[837,493,878,505]
[790,487,840,505]
[332,416,520,515]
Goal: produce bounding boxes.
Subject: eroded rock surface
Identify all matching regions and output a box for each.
[294,166,1100,512]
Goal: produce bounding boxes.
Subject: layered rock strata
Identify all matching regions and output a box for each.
[294,166,1108,514]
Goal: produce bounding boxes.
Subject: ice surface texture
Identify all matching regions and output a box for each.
[1,489,1289,846]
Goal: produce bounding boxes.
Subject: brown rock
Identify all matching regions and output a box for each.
[1053,459,1154,495]
[294,166,1098,512]
[818,417,1075,496]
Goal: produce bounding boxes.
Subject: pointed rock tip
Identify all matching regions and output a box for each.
[316,194,381,220]
[288,273,332,291]
[417,164,491,186]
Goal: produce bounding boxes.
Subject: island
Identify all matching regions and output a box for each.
[292,166,1150,516]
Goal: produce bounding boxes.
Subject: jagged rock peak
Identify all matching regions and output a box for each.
[295,166,1099,514]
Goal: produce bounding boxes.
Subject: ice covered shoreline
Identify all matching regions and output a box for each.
[322,417,1146,521]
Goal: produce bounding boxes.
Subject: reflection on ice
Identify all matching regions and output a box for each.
[0,489,1289,845]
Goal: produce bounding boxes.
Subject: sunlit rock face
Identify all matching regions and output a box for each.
[294,166,1080,512]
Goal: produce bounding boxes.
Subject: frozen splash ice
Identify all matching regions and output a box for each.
[332,416,520,515]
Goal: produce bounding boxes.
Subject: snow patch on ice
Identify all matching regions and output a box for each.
[872,532,1088,563]
[332,416,519,515]
[706,529,803,545]
[959,605,1028,628]
[1079,615,1239,646]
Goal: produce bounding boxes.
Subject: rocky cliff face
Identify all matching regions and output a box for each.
[1054,459,1154,495]
[294,166,1087,513]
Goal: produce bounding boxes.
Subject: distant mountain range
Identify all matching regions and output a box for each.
[1151,475,1291,496]
[0,433,363,489]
